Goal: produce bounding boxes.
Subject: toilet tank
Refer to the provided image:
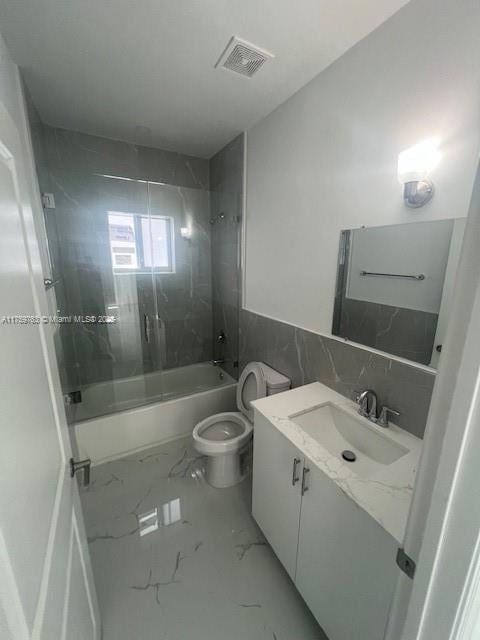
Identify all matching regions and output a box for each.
[261,363,291,396]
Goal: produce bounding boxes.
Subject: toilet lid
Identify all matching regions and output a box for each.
[237,362,267,422]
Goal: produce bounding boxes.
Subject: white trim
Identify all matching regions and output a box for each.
[60,522,74,640]
[31,467,66,639]
[72,512,98,639]
[0,528,29,640]
[386,161,480,640]
[15,69,69,462]
[451,526,480,639]
[1,105,73,639]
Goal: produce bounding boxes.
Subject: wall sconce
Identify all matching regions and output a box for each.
[180,226,192,240]
[398,138,441,208]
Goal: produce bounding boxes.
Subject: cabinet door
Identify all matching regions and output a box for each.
[295,459,398,640]
[252,413,303,579]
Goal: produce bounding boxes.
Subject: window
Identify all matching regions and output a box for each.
[108,212,175,273]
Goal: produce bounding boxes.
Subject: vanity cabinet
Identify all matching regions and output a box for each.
[252,412,398,640]
[295,459,398,640]
[252,412,303,579]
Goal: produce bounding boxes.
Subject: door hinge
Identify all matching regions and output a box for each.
[44,277,59,291]
[64,390,82,405]
[42,192,56,209]
[396,547,416,579]
[70,457,91,487]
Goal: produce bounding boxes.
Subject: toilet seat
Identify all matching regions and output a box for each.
[193,362,266,456]
[236,362,266,422]
[192,412,252,456]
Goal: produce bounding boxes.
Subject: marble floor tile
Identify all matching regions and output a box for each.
[80,436,326,640]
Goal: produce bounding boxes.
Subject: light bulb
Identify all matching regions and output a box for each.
[398,137,441,184]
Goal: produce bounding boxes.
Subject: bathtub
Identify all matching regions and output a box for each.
[73,362,237,464]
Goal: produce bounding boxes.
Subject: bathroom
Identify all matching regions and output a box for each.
[1,0,480,639]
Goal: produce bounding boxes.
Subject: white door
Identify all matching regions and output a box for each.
[252,413,303,579]
[0,64,99,639]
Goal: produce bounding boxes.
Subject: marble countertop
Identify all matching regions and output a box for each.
[252,382,422,544]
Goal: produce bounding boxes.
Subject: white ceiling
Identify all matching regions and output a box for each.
[0,0,410,158]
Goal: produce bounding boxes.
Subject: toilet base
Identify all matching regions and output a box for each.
[205,453,242,488]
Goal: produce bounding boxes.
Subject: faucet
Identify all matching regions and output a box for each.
[211,358,225,366]
[356,389,378,421]
[355,389,401,427]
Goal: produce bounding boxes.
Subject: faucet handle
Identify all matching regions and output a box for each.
[352,390,366,416]
[352,390,362,403]
[378,406,400,428]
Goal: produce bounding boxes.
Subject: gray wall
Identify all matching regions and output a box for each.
[209,134,244,379]
[31,124,211,391]
[239,309,434,439]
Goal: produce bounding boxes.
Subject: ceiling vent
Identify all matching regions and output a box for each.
[215,36,274,78]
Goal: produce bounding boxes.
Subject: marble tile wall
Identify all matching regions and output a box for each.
[30,124,212,391]
[209,135,244,380]
[337,298,438,366]
[239,309,435,439]
[42,126,209,190]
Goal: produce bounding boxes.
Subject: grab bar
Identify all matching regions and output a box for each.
[360,270,425,281]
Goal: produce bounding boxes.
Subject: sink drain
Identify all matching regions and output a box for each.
[342,450,356,462]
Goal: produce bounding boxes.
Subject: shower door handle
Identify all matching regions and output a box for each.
[144,313,151,343]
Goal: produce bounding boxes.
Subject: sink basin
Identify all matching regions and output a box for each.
[290,403,408,470]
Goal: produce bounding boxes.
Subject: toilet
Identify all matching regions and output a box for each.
[193,361,291,488]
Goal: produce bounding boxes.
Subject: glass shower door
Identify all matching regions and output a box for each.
[49,172,164,420]
[46,168,214,420]
[146,181,212,399]
[95,175,166,416]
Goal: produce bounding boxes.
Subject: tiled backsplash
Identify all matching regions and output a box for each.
[337,298,438,366]
[239,309,435,439]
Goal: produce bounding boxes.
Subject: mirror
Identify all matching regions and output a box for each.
[332,218,466,367]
